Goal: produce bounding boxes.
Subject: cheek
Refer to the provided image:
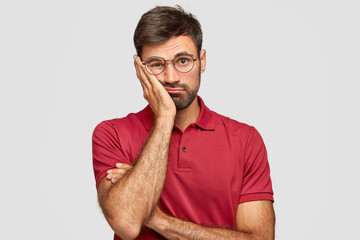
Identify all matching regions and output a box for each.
[185,72,200,88]
[154,75,162,81]
[189,63,201,78]
[154,73,166,83]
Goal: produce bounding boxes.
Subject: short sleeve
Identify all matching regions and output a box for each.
[92,120,130,188]
[239,127,274,203]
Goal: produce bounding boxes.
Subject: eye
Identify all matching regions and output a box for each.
[175,56,192,66]
[150,62,164,68]
[146,58,165,69]
[178,58,189,65]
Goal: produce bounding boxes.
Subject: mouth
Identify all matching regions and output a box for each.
[164,87,185,94]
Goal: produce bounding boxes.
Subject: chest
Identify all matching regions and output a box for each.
[160,129,245,225]
[126,126,246,225]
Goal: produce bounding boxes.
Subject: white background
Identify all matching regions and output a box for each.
[1,0,359,239]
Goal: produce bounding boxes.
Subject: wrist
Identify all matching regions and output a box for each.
[154,116,175,129]
[145,209,171,233]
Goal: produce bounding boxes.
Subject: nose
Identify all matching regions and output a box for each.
[163,62,180,83]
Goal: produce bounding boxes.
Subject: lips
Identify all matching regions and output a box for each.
[164,87,185,94]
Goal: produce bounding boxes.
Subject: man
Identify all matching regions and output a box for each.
[93,5,275,240]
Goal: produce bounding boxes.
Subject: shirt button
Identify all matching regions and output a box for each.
[182,147,187,152]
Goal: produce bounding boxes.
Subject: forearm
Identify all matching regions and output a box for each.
[148,211,264,240]
[101,118,173,238]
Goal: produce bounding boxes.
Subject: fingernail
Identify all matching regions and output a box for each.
[133,55,137,61]
[116,163,122,167]
[107,169,113,173]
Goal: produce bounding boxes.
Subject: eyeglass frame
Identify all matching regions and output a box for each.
[141,54,197,75]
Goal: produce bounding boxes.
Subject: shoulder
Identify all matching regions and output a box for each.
[208,109,267,152]
[93,108,147,140]
[211,110,257,137]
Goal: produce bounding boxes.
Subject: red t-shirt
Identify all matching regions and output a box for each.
[92,96,274,239]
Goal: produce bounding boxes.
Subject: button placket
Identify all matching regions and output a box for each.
[178,129,191,171]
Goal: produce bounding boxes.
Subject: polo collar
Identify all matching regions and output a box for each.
[141,96,215,131]
[194,96,215,131]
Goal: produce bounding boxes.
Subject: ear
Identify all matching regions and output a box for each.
[199,49,206,73]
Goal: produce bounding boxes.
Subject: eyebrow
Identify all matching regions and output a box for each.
[174,51,194,58]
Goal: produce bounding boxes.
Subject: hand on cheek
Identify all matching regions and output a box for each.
[133,54,176,120]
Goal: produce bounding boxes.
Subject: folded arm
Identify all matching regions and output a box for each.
[108,165,275,240]
[146,201,275,240]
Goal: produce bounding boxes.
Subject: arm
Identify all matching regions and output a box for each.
[97,55,176,240]
[146,201,275,240]
[108,166,275,240]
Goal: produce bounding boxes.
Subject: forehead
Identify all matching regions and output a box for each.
[141,35,197,60]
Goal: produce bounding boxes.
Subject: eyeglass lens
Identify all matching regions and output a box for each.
[145,55,194,75]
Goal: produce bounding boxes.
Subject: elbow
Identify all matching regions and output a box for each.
[108,217,142,240]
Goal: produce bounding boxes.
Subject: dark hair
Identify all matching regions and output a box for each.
[133,5,203,58]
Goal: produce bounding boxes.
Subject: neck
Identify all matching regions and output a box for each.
[174,97,201,132]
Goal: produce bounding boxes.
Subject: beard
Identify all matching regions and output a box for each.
[162,73,201,110]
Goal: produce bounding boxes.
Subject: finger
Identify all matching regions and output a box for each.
[120,164,133,170]
[111,178,119,184]
[110,171,126,184]
[134,61,147,91]
[134,55,152,90]
[108,165,133,184]
[115,163,133,170]
[134,60,152,101]
[111,169,131,180]
[111,168,126,175]
[107,170,124,182]
[134,55,162,90]
[133,55,146,82]
[124,165,133,171]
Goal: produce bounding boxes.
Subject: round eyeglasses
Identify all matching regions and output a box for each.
[142,55,197,75]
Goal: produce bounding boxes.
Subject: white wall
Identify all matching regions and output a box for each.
[1,0,359,239]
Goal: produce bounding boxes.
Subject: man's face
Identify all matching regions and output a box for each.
[141,35,206,110]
